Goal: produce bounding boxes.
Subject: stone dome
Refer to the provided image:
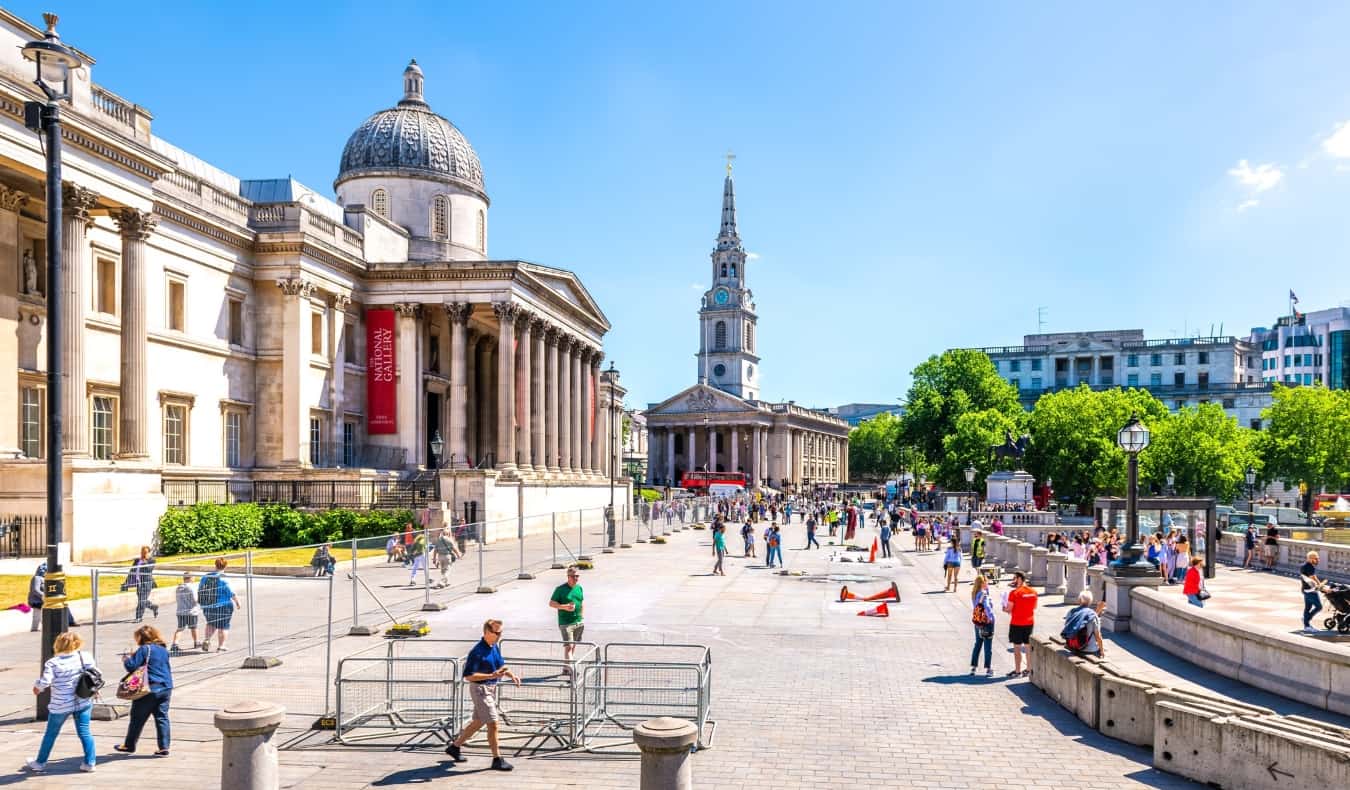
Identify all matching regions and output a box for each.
[334,60,486,198]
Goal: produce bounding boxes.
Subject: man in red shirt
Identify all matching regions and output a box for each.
[1006,571,1038,678]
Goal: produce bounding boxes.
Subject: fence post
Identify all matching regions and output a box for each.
[241,551,280,669]
[422,519,444,612]
[348,538,377,636]
[322,570,334,721]
[550,512,564,569]
[517,484,534,580]
[476,523,495,594]
[578,508,593,562]
[90,568,98,664]
[620,508,632,549]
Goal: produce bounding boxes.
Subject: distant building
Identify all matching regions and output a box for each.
[621,408,648,483]
[958,329,1272,429]
[829,403,904,426]
[1248,306,1350,391]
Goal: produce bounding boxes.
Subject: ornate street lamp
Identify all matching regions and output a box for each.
[1245,465,1257,523]
[964,464,977,525]
[23,13,83,721]
[1166,470,1175,496]
[429,431,444,469]
[1112,412,1152,574]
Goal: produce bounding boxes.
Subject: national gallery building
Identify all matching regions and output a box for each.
[0,11,625,561]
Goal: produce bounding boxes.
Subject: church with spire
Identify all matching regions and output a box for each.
[642,163,849,492]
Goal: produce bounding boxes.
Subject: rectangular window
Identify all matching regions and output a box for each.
[1009,377,1020,390]
[1150,353,1162,367]
[1250,419,1261,430]
[1284,355,1291,367]
[95,258,116,315]
[224,411,241,468]
[1127,354,1138,367]
[343,421,357,467]
[1174,400,1186,410]
[228,298,243,346]
[163,404,187,465]
[1222,398,1235,409]
[309,417,323,465]
[343,323,356,365]
[1030,376,1042,390]
[1150,372,1162,386]
[1174,372,1185,388]
[1198,371,1209,389]
[21,386,43,459]
[92,396,116,460]
[1127,373,1139,387]
[1030,359,1042,372]
[1100,357,1114,371]
[1009,360,1021,372]
[167,277,185,332]
[1198,351,1209,364]
[1174,352,1185,365]
[311,311,324,355]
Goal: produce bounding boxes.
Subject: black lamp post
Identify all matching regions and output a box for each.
[1245,465,1257,522]
[1112,412,1152,574]
[964,464,977,525]
[23,14,81,721]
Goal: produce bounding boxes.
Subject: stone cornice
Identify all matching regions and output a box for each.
[153,198,254,251]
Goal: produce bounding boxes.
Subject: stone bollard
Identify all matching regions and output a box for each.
[214,701,286,790]
[633,717,698,790]
[1015,542,1034,574]
[1063,558,1088,605]
[1029,547,1049,587]
[1045,552,1068,595]
[991,537,1009,567]
[1086,565,1106,605]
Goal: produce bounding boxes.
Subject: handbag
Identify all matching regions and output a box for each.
[1197,586,1212,601]
[117,661,152,701]
[75,653,104,700]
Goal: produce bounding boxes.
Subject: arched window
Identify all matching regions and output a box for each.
[432,195,449,240]
[730,263,736,278]
[371,188,389,219]
[746,321,754,352]
[714,320,727,350]
[720,263,727,277]
[476,210,486,252]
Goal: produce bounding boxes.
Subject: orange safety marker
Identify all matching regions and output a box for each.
[857,601,889,617]
[863,581,901,602]
[839,585,861,602]
[868,538,878,563]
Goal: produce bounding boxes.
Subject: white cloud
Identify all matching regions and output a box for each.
[1322,121,1350,158]
[689,283,703,290]
[1237,199,1259,212]
[746,252,761,261]
[1228,159,1283,192]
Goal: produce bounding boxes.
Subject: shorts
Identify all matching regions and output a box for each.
[176,613,199,630]
[469,682,500,723]
[1262,544,1277,559]
[1008,624,1033,644]
[204,607,233,630]
[559,622,584,644]
[944,562,959,570]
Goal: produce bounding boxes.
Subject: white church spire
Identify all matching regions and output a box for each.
[718,152,740,248]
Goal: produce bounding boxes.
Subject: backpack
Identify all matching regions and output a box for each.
[198,573,220,608]
[1061,607,1094,652]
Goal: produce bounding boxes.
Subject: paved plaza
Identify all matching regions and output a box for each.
[9,515,1347,789]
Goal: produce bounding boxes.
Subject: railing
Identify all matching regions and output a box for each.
[90,85,136,128]
[163,477,439,510]
[250,204,291,225]
[0,514,46,558]
[970,345,1051,355]
[1120,336,1237,349]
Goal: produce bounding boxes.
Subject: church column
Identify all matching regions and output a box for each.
[329,294,351,463]
[61,184,98,455]
[0,187,27,456]
[493,302,518,473]
[706,424,716,472]
[113,208,154,458]
[558,335,573,472]
[515,310,533,472]
[730,426,739,475]
[530,317,546,471]
[544,328,560,472]
[750,426,761,486]
[687,428,696,476]
[445,302,472,468]
[665,430,675,485]
[394,302,422,467]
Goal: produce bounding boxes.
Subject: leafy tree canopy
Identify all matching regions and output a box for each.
[899,350,1022,467]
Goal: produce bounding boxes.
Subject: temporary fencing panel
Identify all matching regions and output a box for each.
[583,643,715,750]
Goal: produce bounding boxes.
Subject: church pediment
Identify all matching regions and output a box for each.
[645,384,757,417]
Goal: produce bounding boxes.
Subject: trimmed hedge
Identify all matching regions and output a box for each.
[158,504,417,555]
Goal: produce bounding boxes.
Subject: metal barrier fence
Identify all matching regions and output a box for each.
[0,513,45,557]
[582,643,715,750]
[162,476,438,509]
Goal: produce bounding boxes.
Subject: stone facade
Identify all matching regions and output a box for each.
[0,14,623,560]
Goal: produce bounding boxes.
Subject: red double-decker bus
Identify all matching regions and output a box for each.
[679,471,748,492]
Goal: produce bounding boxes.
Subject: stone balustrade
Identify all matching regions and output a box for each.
[1045,552,1068,595]
[1063,558,1088,604]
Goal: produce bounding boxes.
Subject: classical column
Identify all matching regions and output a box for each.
[276,278,316,466]
[588,353,603,473]
[665,430,675,485]
[394,302,422,468]
[111,208,155,458]
[750,426,761,485]
[62,184,98,455]
[515,310,533,472]
[558,335,573,472]
[576,346,591,474]
[569,342,583,474]
[493,302,518,473]
[479,336,496,465]
[0,186,27,456]
[530,317,546,472]
[730,426,739,474]
[544,328,561,472]
[445,302,472,468]
[465,329,479,465]
[706,425,716,472]
[329,294,351,463]
[687,428,696,476]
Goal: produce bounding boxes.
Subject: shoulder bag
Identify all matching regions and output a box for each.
[75,652,105,699]
[116,649,152,701]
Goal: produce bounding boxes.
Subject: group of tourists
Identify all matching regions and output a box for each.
[384,522,467,588]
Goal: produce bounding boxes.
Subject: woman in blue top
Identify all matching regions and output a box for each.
[970,574,996,676]
[198,557,240,652]
[24,631,98,773]
[942,539,962,593]
[114,625,174,756]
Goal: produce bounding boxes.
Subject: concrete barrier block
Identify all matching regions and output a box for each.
[1153,700,1227,786]
[1148,686,1273,719]
[1069,657,1104,729]
[1218,716,1350,790]
[1240,632,1332,712]
[1328,653,1350,717]
[1098,673,1157,747]
[1030,636,1080,713]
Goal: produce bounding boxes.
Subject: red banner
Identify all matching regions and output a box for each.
[366,309,397,434]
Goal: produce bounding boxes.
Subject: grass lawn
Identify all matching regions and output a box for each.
[2,573,167,609]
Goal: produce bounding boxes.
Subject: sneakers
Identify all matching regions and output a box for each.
[1302,626,1317,634]
[444,743,463,762]
[969,667,977,675]
[21,760,46,773]
[985,668,994,677]
[491,757,514,771]
[80,763,96,772]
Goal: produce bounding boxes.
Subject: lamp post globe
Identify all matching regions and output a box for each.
[1113,412,1153,574]
[1166,471,1175,496]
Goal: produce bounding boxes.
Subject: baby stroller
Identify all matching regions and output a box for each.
[1321,581,1350,634]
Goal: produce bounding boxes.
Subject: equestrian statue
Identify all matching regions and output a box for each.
[989,429,1030,470]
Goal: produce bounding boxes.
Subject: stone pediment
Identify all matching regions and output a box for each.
[645,384,756,417]
[518,265,609,330]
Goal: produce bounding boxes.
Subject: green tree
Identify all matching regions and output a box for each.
[899,350,1022,472]
[940,408,1023,492]
[1140,403,1261,501]
[1024,385,1168,509]
[848,412,902,481]
[1259,385,1350,504]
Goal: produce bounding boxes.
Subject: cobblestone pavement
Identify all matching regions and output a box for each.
[0,517,1200,789]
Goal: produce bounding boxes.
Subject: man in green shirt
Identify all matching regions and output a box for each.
[549,566,584,666]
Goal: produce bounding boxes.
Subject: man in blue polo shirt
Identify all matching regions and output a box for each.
[445,619,519,771]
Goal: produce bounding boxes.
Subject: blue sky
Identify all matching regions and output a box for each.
[22,1,1350,410]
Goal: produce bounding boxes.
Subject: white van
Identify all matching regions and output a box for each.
[707,483,745,499]
[1257,506,1313,527]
